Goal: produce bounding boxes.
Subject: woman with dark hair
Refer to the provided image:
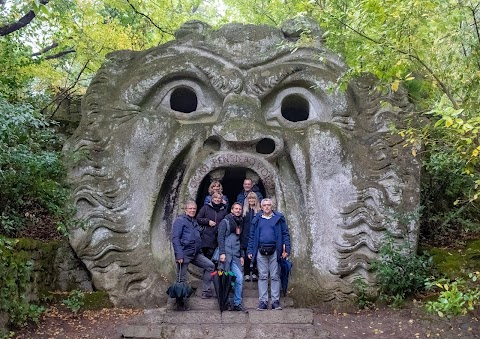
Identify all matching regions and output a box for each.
[197,192,228,260]
[204,180,229,207]
[241,191,261,281]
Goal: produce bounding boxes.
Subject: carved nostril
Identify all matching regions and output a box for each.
[203,136,221,152]
[256,138,276,154]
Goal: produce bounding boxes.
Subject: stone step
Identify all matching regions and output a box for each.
[131,308,313,325]
[190,279,260,291]
[166,297,294,311]
[192,288,262,298]
[121,323,326,339]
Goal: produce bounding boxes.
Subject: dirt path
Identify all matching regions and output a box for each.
[13,303,480,339]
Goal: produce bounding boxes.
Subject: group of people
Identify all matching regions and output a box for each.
[171,178,291,312]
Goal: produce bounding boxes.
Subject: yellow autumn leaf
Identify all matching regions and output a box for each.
[445,117,453,127]
[391,80,400,92]
[472,149,479,157]
[412,148,417,157]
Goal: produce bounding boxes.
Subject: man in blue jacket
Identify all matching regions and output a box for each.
[247,198,291,311]
[171,201,215,310]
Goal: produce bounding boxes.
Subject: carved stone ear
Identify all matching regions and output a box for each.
[175,20,212,39]
[281,17,324,41]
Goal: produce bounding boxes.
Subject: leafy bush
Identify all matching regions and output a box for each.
[62,290,85,314]
[352,277,376,309]
[0,96,73,238]
[0,237,44,328]
[425,272,480,317]
[371,236,433,305]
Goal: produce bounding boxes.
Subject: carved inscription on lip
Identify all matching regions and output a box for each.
[188,153,276,193]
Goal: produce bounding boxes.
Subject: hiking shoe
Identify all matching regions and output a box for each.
[234,304,249,313]
[251,274,258,282]
[256,301,268,311]
[201,291,213,299]
[271,300,282,310]
[244,275,251,282]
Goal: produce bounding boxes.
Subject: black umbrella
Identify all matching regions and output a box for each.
[166,263,194,299]
[279,257,292,297]
[211,268,236,312]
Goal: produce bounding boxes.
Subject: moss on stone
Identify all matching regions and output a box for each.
[426,240,480,279]
[83,291,114,310]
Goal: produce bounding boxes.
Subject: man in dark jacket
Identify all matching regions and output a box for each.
[247,198,291,311]
[236,178,263,205]
[171,201,215,310]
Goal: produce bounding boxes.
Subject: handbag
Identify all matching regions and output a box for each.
[211,247,220,262]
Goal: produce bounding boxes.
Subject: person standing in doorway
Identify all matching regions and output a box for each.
[218,202,248,313]
[171,201,215,310]
[247,198,291,311]
[204,180,229,207]
[236,178,263,205]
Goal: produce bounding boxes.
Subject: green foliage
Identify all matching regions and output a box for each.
[0,237,45,328]
[0,38,35,102]
[352,277,375,309]
[62,290,85,314]
[371,236,433,306]
[425,272,480,317]
[0,96,73,237]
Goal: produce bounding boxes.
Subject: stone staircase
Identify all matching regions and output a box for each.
[121,279,326,339]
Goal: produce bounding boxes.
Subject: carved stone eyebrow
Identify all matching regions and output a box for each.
[245,64,306,97]
[244,49,345,97]
[171,46,245,96]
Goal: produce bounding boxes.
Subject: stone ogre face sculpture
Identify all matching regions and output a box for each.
[65,20,420,306]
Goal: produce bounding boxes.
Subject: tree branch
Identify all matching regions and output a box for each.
[125,0,174,37]
[0,0,49,36]
[31,42,59,57]
[329,15,459,109]
[44,49,76,60]
[45,59,90,117]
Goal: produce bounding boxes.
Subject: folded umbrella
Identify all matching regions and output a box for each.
[166,263,194,299]
[279,256,292,297]
[211,266,236,313]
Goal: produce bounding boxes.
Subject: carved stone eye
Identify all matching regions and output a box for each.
[281,94,309,122]
[143,79,218,120]
[264,86,332,127]
[170,87,198,113]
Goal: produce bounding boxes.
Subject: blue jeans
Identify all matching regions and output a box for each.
[179,253,215,293]
[230,261,243,306]
[256,250,280,303]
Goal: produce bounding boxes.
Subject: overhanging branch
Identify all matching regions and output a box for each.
[0,0,49,36]
[45,49,76,60]
[126,0,174,37]
[31,42,59,57]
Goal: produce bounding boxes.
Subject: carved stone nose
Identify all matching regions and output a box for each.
[221,93,261,122]
[211,93,284,158]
